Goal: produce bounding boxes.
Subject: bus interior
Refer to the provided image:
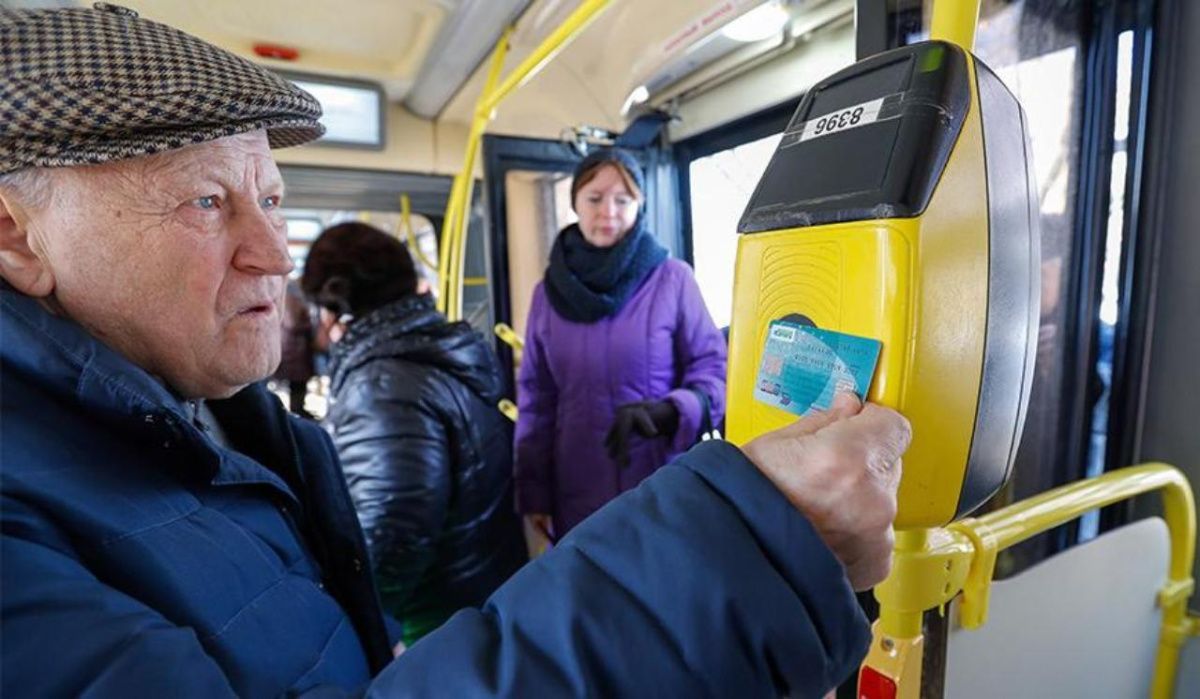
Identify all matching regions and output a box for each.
[6,0,1199,696]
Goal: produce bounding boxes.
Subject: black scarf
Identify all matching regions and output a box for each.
[544,218,669,323]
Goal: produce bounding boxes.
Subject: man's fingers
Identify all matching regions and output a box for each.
[778,392,864,438]
[828,391,863,418]
[843,403,912,480]
[847,403,912,452]
[847,527,896,591]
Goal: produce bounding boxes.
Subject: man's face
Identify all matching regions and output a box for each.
[21,131,293,398]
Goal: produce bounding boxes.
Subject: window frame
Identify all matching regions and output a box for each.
[275,70,388,151]
[672,98,799,265]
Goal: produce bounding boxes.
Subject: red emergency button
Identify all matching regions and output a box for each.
[858,666,898,699]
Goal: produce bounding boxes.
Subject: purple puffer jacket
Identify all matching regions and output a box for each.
[514,258,727,536]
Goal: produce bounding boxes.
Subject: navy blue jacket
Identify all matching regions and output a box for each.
[1,286,870,697]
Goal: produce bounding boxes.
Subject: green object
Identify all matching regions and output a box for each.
[400,608,451,647]
[920,44,946,73]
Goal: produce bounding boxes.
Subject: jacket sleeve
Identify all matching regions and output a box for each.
[664,262,728,451]
[365,440,870,698]
[512,285,558,515]
[334,367,451,613]
[0,498,239,698]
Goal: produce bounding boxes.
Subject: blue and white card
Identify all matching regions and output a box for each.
[753,320,882,417]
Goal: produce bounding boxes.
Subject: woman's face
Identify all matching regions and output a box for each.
[315,307,346,351]
[573,164,641,248]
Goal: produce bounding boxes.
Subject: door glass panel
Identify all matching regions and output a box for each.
[505,170,576,346]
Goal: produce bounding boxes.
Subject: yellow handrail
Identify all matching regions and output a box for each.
[438,0,615,320]
[478,0,612,117]
[401,194,439,271]
[438,26,512,318]
[1186,613,1200,638]
[494,322,525,351]
[867,463,1195,699]
[498,398,518,423]
[930,0,981,50]
[951,463,1195,699]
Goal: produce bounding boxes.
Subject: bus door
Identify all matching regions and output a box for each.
[482,130,677,398]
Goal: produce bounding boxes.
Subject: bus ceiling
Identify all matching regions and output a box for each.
[100,1,857,155]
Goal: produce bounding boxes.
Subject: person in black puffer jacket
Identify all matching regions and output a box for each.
[301,222,527,647]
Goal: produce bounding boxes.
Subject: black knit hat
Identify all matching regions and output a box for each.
[0,3,324,175]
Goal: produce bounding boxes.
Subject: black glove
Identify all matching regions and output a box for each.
[604,400,680,467]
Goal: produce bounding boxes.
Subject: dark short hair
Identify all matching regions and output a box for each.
[300,222,418,317]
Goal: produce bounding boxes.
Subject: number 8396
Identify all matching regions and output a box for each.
[812,106,865,136]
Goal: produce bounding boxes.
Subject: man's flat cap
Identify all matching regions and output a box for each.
[0,3,325,175]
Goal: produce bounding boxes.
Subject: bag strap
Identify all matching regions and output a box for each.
[687,387,713,441]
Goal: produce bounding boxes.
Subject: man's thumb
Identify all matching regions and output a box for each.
[780,391,863,437]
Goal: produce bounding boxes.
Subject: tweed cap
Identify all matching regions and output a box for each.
[0,3,325,176]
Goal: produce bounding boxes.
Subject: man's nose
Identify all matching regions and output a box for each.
[232,208,294,276]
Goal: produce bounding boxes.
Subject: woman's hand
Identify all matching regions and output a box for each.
[604,400,680,466]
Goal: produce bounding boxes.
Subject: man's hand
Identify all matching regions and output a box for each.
[742,393,911,590]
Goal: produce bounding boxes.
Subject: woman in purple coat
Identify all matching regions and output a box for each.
[514,148,727,541]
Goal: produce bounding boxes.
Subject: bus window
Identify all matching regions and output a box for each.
[958,1,1089,575]
[284,216,323,276]
[282,209,439,285]
[1081,29,1137,541]
[686,131,783,328]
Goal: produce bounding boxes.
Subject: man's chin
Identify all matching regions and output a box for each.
[195,354,280,400]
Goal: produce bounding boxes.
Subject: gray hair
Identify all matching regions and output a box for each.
[0,168,53,210]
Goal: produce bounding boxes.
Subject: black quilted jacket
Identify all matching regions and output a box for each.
[327,294,526,640]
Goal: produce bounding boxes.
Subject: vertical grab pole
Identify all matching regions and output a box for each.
[438,0,615,320]
[438,27,512,317]
[929,0,980,50]
[859,1,981,697]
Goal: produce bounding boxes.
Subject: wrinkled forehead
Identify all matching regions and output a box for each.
[64,131,282,193]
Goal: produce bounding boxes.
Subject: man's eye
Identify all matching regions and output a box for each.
[261,195,281,210]
[194,195,221,210]
[588,197,602,204]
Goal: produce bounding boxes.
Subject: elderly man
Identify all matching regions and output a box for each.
[0,4,910,698]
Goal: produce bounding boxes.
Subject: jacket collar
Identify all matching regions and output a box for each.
[1,284,185,422]
[328,293,438,392]
[327,293,501,401]
[1,286,301,501]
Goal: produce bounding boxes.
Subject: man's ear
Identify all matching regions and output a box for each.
[0,192,54,297]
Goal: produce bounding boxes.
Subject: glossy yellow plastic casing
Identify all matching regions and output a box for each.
[726,58,990,529]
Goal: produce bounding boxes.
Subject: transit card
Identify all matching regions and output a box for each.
[753,320,882,417]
